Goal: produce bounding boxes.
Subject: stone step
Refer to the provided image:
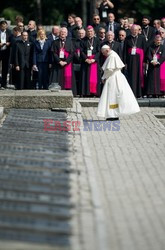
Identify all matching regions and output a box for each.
[0,90,73,109]
[76,98,165,107]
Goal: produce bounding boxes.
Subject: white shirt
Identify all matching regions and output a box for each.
[0,30,7,50]
[39,39,45,50]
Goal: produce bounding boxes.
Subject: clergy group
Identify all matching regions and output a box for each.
[0,14,165,98]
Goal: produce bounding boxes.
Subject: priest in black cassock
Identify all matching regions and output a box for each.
[80,25,101,97]
[101,31,122,61]
[124,24,147,97]
[15,31,34,89]
[50,27,76,95]
[146,35,165,97]
[141,16,155,48]
[72,29,86,96]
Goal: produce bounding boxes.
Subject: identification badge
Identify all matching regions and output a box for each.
[77,49,80,57]
[153,54,157,63]
[87,50,92,57]
[131,47,136,55]
[102,11,107,18]
[59,49,64,59]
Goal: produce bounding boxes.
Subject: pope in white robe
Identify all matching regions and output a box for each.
[97,45,140,119]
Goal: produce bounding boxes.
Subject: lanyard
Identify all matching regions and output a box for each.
[60,40,65,49]
[88,37,94,50]
[131,36,138,47]
[153,46,160,55]
[143,27,149,41]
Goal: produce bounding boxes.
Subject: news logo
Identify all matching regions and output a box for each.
[43,119,120,132]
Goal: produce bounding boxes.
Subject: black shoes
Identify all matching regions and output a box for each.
[106,117,119,121]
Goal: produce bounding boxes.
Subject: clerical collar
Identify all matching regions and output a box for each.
[131,35,137,38]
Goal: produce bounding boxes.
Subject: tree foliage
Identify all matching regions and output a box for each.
[0,0,165,25]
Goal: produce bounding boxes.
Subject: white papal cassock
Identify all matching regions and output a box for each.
[97,50,140,119]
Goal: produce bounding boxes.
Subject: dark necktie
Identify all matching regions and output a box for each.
[109,23,112,31]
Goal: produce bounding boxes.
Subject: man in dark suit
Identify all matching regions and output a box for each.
[122,18,131,37]
[0,20,12,89]
[15,31,34,89]
[9,26,22,86]
[26,20,37,43]
[106,12,120,39]
[92,14,105,37]
[141,16,155,47]
[102,31,122,59]
[118,29,127,74]
[98,27,106,44]
[67,14,77,39]
[47,26,60,43]
[159,27,165,47]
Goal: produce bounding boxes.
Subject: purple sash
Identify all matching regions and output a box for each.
[160,62,165,91]
[57,50,72,89]
[155,54,165,91]
[87,55,97,94]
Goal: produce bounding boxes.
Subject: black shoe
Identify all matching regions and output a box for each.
[106,117,119,121]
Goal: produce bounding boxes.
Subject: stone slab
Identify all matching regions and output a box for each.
[149,98,165,107]
[0,90,73,109]
[76,97,165,107]
[0,107,4,119]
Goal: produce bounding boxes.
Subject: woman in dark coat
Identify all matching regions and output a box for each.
[33,29,52,89]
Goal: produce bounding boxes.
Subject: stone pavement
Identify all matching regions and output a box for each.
[0,104,108,250]
[82,106,165,250]
[0,104,165,250]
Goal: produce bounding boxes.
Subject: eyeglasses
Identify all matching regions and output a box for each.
[93,18,100,20]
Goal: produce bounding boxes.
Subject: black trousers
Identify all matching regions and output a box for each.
[37,62,49,89]
[0,50,10,87]
[16,66,31,90]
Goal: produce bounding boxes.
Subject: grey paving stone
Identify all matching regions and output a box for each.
[82,107,165,250]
